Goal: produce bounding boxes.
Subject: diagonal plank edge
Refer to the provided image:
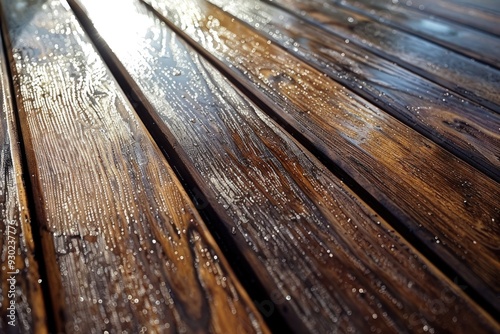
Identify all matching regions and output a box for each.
[205,0,500,183]
[143,0,500,313]
[0,30,48,333]
[73,0,499,332]
[325,0,500,69]
[402,0,500,37]
[449,0,500,15]
[0,0,269,332]
[265,0,500,114]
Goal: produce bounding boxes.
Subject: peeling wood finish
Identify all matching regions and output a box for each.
[144,0,500,311]
[206,0,500,183]
[327,0,500,68]
[0,0,268,332]
[69,0,500,332]
[265,0,500,113]
[0,32,47,334]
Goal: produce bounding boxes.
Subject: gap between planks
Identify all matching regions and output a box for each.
[0,25,48,333]
[207,0,500,183]
[142,0,500,316]
[0,0,270,332]
[72,0,499,332]
[264,0,500,114]
[325,0,500,69]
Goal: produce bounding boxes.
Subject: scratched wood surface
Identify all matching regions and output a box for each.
[264,0,500,113]
[205,0,500,183]
[0,0,269,333]
[0,33,47,334]
[143,0,500,312]
[67,0,500,332]
[328,0,500,68]
[401,0,500,36]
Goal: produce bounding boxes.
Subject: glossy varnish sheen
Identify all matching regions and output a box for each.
[267,0,500,113]
[450,0,500,15]
[71,0,500,332]
[0,0,268,332]
[328,0,500,68]
[0,33,47,333]
[206,0,500,182]
[145,0,500,311]
[402,0,500,36]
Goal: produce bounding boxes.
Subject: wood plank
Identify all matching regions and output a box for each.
[399,0,500,37]
[0,0,269,333]
[142,0,500,311]
[72,0,500,332]
[327,0,500,68]
[0,32,47,334]
[449,0,500,15]
[206,0,500,183]
[264,0,500,113]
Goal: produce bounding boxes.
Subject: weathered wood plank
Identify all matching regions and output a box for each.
[264,0,500,113]
[400,0,500,37]
[143,0,500,311]
[0,0,269,333]
[206,0,500,182]
[0,31,47,334]
[71,0,500,332]
[327,0,500,68]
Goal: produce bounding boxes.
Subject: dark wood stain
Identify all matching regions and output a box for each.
[266,0,500,113]
[0,30,47,334]
[449,0,500,15]
[69,0,500,332]
[0,0,268,332]
[402,0,500,36]
[206,0,500,182]
[143,0,500,312]
[328,0,500,68]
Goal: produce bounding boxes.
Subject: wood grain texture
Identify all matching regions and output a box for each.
[206,0,500,182]
[265,0,500,113]
[327,0,500,68]
[400,0,500,36]
[70,0,500,332]
[0,0,269,333]
[144,0,500,311]
[0,32,47,334]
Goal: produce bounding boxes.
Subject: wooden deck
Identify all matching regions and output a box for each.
[0,0,498,333]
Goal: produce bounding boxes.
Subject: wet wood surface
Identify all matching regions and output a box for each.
[450,0,500,14]
[327,0,500,68]
[206,0,500,183]
[0,0,499,332]
[143,0,500,311]
[401,0,500,36]
[0,33,47,334]
[0,0,268,333]
[265,0,500,113]
[67,0,500,332]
